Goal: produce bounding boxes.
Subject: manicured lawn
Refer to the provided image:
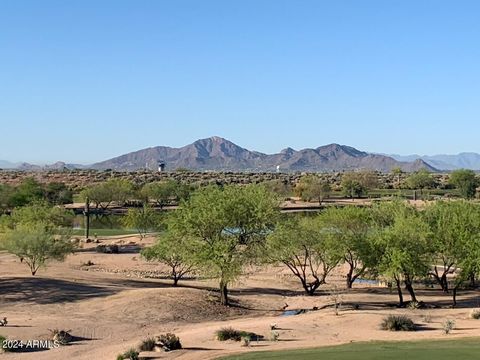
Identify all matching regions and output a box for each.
[221,338,480,360]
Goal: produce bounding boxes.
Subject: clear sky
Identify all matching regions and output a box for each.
[1,0,479,163]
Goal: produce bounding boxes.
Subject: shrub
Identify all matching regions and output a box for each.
[157,333,182,351]
[469,309,480,320]
[138,337,156,352]
[117,348,139,360]
[49,329,72,345]
[269,330,280,341]
[215,327,261,342]
[0,335,9,353]
[380,315,416,331]
[407,301,420,310]
[442,319,455,334]
[241,335,251,347]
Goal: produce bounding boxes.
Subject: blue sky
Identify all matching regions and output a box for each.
[1,0,479,163]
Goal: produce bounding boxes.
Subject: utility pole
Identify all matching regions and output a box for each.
[84,196,90,239]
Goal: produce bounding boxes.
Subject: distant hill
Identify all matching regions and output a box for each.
[0,160,18,169]
[390,153,480,171]
[90,136,437,172]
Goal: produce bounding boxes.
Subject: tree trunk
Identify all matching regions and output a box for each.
[220,281,229,306]
[173,276,179,287]
[346,270,353,289]
[395,277,404,307]
[470,273,476,288]
[452,287,458,308]
[404,275,417,303]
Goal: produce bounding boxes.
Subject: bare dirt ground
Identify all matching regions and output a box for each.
[0,235,479,359]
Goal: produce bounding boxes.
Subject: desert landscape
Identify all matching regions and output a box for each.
[0,230,479,359]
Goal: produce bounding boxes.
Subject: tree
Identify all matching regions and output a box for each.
[141,233,197,286]
[141,180,192,208]
[341,171,377,199]
[295,175,331,205]
[405,169,436,192]
[449,169,478,199]
[9,178,44,207]
[2,202,73,230]
[391,167,404,188]
[168,185,279,305]
[45,182,73,205]
[82,179,133,210]
[266,216,342,295]
[424,201,480,293]
[1,223,74,275]
[122,204,160,239]
[263,179,292,199]
[319,206,375,288]
[373,203,430,306]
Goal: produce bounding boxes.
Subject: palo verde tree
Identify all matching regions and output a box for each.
[82,178,133,210]
[373,202,431,307]
[341,171,378,199]
[319,206,375,288]
[266,216,342,296]
[295,175,331,205]
[168,184,279,305]
[449,169,478,199]
[0,203,75,275]
[122,204,160,239]
[141,180,192,208]
[424,201,480,293]
[141,232,197,286]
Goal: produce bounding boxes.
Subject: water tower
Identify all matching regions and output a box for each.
[158,161,166,172]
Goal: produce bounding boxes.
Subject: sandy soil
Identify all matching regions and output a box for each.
[0,235,479,359]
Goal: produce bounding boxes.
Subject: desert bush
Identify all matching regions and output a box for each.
[215,327,260,342]
[138,337,156,351]
[380,315,415,331]
[49,329,72,345]
[0,335,8,352]
[469,309,480,320]
[422,313,432,323]
[442,319,456,334]
[241,335,251,347]
[269,330,280,341]
[117,348,139,360]
[407,301,420,310]
[157,333,182,351]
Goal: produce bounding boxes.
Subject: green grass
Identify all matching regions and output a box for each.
[71,228,139,237]
[220,338,480,360]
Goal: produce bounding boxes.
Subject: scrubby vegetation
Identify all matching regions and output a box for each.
[216,327,260,342]
[380,315,416,331]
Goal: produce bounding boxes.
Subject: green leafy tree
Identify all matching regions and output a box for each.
[1,202,74,230]
[1,223,74,275]
[266,216,342,295]
[424,201,480,293]
[168,185,279,305]
[341,171,378,199]
[319,206,375,288]
[391,167,404,188]
[405,169,436,192]
[122,204,160,239]
[82,179,133,209]
[141,180,192,208]
[141,233,197,286]
[263,179,292,199]
[295,175,331,205]
[9,178,44,207]
[45,182,73,205]
[373,203,430,306]
[449,169,478,199]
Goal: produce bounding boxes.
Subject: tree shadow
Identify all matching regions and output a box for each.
[0,277,170,305]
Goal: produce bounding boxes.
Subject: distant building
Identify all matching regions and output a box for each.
[158,161,166,172]
[276,165,280,173]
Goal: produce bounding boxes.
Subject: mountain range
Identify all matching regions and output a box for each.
[2,136,477,172]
